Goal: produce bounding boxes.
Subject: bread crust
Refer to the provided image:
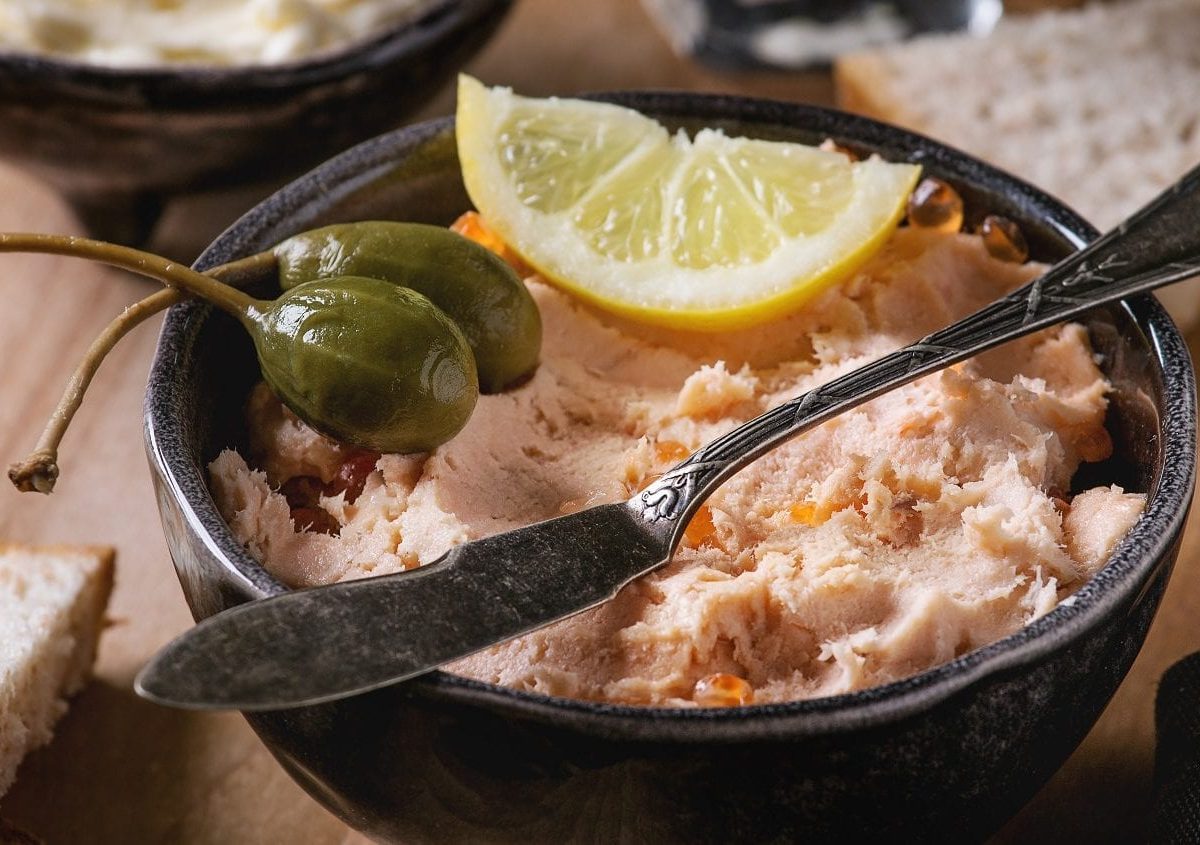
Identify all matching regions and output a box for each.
[833,54,903,126]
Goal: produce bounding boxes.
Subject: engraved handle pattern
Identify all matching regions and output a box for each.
[636,163,1200,530]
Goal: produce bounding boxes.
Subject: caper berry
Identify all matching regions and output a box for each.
[0,234,484,493]
[273,222,541,393]
[253,277,479,454]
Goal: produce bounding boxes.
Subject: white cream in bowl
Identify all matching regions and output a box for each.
[0,0,433,66]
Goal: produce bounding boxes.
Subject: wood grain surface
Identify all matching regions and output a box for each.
[0,0,1195,842]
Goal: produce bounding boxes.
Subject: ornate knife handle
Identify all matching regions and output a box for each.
[636,162,1200,535]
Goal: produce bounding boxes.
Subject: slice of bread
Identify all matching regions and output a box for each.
[834,0,1200,326]
[0,544,114,797]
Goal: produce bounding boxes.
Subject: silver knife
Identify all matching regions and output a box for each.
[136,163,1200,711]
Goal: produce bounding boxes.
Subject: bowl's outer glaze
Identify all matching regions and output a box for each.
[145,95,1197,843]
[0,0,510,241]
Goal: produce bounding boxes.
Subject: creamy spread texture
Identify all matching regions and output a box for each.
[209,227,1145,706]
[0,0,430,66]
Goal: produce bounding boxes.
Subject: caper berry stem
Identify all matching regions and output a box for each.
[0,233,260,318]
[201,249,278,290]
[1,237,278,493]
[9,287,182,493]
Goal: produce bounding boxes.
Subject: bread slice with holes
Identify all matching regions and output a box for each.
[834,0,1200,327]
[0,544,114,797]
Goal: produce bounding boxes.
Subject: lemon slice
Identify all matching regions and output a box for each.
[456,75,921,330]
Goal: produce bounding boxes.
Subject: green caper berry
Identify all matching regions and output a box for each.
[0,233,488,492]
[273,222,541,393]
[253,276,479,454]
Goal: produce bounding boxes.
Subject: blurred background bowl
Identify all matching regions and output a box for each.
[145,93,1195,842]
[0,0,512,244]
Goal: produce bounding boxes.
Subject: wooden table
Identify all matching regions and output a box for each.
[0,1,1195,841]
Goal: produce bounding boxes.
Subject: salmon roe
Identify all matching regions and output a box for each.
[979,214,1030,264]
[789,502,823,526]
[907,177,964,233]
[290,506,340,536]
[694,673,754,707]
[326,449,381,504]
[451,210,534,276]
[634,472,663,494]
[682,505,718,548]
[655,439,691,464]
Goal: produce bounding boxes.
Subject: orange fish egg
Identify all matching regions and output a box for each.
[789,502,822,525]
[655,439,691,464]
[451,210,534,276]
[907,177,963,233]
[979,214,1029,264]
[682,505,718,548]
[694,673,754,707]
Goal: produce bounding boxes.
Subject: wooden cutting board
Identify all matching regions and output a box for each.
[0,1,1195,841]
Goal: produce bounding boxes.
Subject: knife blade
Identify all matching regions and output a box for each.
[134,503,670,710]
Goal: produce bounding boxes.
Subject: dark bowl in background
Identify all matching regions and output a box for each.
[0,0,511,243]
[144,94,1196,842]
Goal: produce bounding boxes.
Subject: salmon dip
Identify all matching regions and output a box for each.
[209,225,1145,707]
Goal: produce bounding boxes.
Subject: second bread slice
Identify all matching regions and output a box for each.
[835,0,1200,326]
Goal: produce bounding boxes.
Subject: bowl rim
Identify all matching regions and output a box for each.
[0,0,508,92]
[146,92,1197,742]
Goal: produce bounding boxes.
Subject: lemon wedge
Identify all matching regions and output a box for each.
[456,75,921,330]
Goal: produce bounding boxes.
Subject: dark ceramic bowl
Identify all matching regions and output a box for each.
[145,94,1196,842]
[0,0,510,243]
